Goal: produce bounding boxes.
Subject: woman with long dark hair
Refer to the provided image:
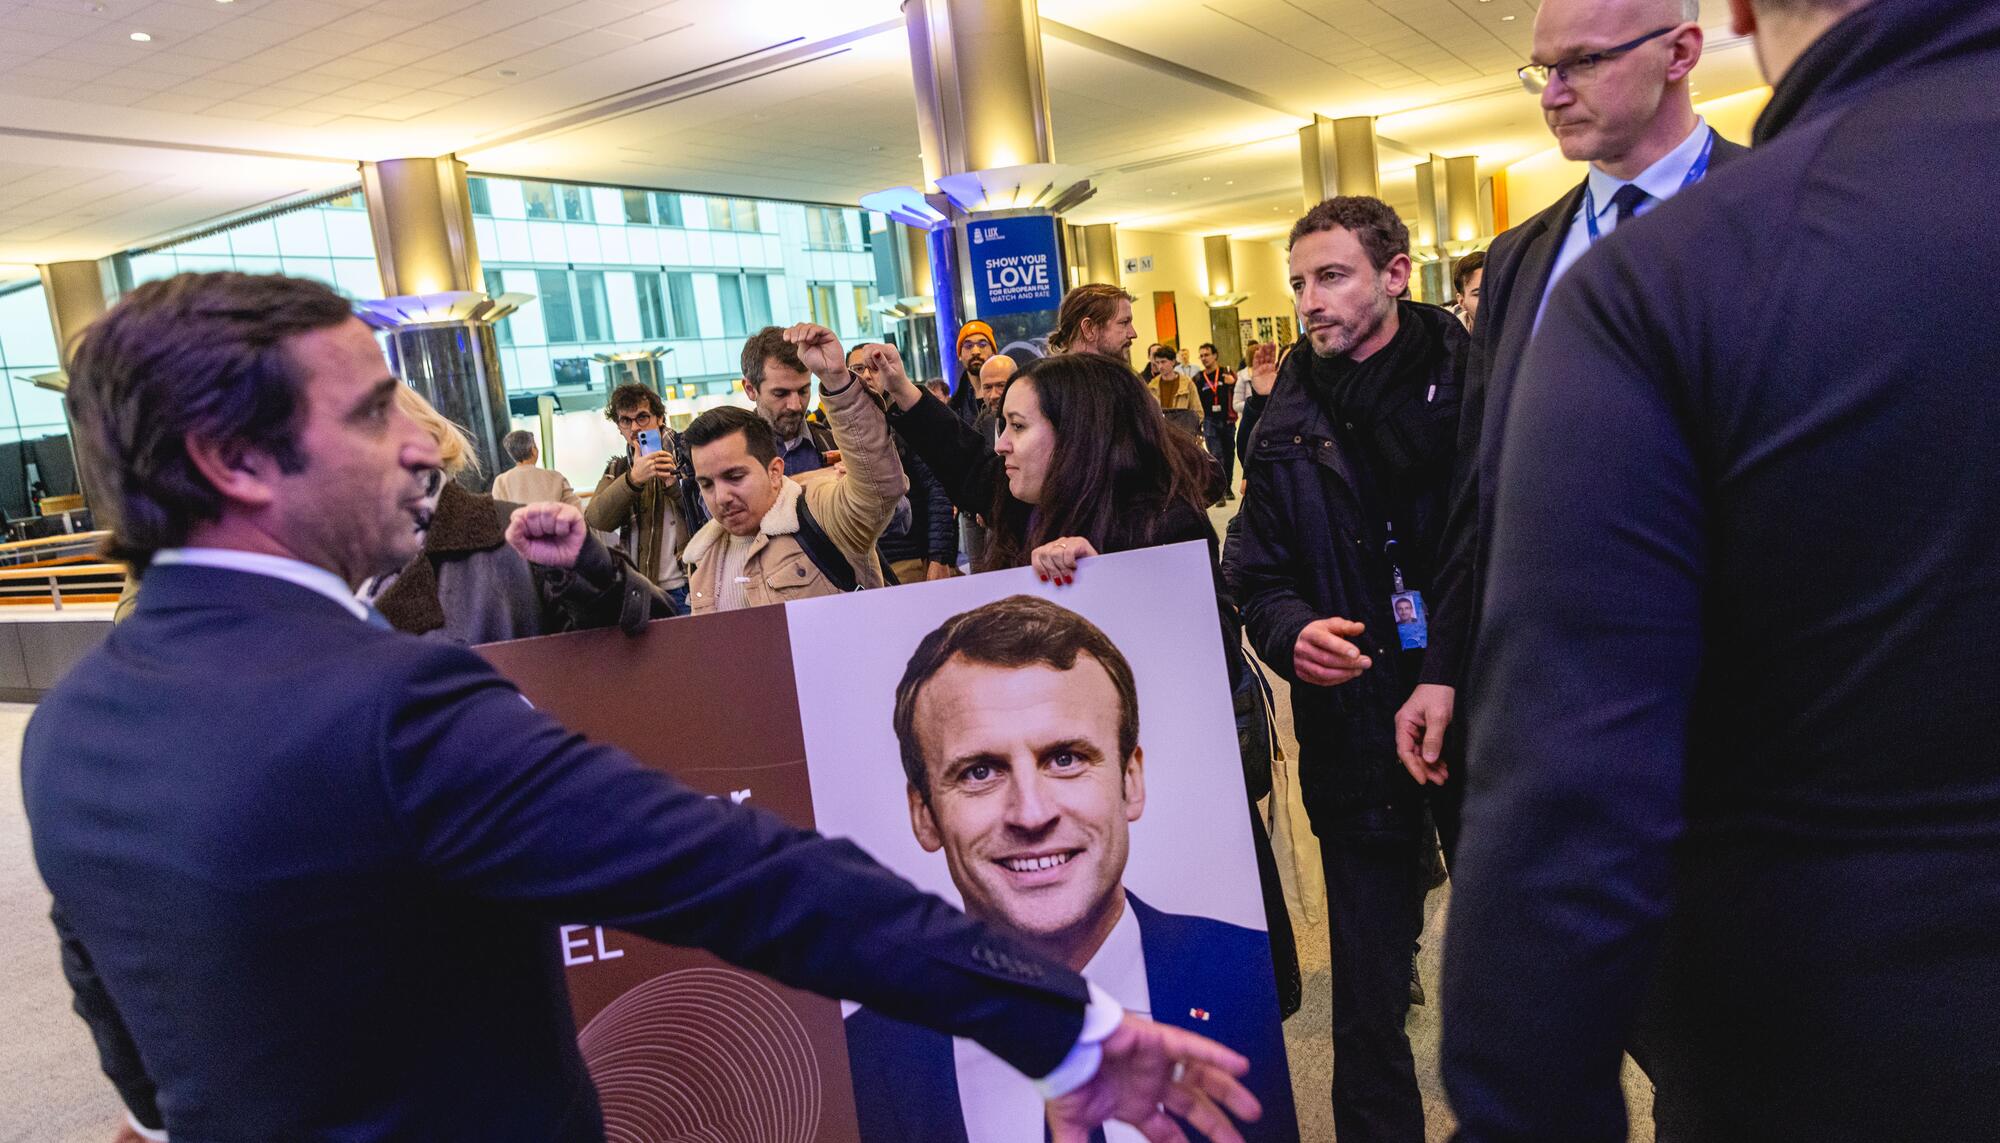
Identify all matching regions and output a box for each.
[869,342,1302,1016]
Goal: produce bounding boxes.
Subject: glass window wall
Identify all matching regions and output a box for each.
[92,173,900,492]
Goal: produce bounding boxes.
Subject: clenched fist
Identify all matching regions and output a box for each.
[505,502,588,569]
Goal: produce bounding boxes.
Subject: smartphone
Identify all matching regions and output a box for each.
[636,429,663,456]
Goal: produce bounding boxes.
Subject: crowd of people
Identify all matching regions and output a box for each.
[21,0,1998,1136]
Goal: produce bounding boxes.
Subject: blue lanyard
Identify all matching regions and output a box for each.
[1583,128,1716,245]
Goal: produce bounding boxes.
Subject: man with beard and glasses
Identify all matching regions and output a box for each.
[587,383,698,615]
[1223,196,1471,1143]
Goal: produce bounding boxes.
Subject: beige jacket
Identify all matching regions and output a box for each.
[490,464,582,510]
[1150,372,1199,412]
[586,451,695,588]
[682,375,906,614]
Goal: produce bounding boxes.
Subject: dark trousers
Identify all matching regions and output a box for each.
[1320,802,1431,1143]
[1204,414,1237,490]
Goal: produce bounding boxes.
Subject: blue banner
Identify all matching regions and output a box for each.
[968,214,1061,319]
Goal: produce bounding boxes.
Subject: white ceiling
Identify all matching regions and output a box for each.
[0,0,1771,279]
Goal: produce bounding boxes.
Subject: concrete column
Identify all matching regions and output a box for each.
[1202,236,1247,365]
[38,260,113,367]
[903,0,1064,383]
[1300,115,1380,208]
[1415,154,1485,302]
[359,155,481,298]
[905,0,1054,187]
[1079,224,1120,285]
[32,260,113,509]
[1202,236,1237,297]
[1444,156,1480,248]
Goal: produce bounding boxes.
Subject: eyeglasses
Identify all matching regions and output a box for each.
[1518,26,1676,94]
[615,410,659,429]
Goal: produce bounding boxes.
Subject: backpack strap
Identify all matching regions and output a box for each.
[792,492,862,593]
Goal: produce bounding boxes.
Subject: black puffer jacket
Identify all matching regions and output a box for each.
[1224,301,1470,824]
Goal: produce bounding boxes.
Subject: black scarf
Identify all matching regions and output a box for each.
[1304,300,1444,491]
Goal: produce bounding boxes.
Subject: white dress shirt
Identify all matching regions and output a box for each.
[957,900,1148,1143]
[149,547,368,621]
[1536,118,1714,328]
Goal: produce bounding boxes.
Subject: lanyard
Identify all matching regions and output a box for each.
[1582,127,1715,245]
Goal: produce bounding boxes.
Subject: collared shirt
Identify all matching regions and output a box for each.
[150,547,368,621]
[955,899,1150,1143]
[777,431,825,477]
[1537,118,1714,328]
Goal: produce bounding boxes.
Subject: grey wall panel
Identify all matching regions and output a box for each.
[0,624,28,690]
[19,621,110,690]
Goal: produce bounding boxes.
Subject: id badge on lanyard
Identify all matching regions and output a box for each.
[1385,524,1427,651]
[1582,127,1716,246]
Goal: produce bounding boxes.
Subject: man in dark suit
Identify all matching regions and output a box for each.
[1442,0,2000,1136]
[1400,0,1749,778]
[847,596,1296,1141]
[23,271,1261,1143]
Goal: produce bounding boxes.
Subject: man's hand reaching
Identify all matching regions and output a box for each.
[1047,1014,1262,1143]
[1249,343,1279,396]
[866,342,925,411]
[1293,617,1372,686]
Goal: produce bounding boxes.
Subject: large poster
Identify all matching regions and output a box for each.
[481,542,1297,1142]
[969,214,1062,319]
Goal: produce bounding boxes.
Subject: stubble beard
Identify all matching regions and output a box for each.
[1310,291,1394,361]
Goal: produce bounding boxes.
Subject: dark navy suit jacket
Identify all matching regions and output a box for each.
[23,565,1088,1142]
[1443,0,2000,1136]
[844,894,1297,1141]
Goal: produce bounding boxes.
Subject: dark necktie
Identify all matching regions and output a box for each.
[1610,183,1652,228]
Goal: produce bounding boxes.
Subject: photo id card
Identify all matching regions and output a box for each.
[1392,590,1428,651]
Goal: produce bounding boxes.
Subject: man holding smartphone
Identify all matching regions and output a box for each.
[587,383,696,614]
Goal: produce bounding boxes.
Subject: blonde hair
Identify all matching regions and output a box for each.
[395,384,480,477]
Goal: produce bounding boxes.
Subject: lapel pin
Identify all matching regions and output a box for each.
[1189,1007,1210,1022]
